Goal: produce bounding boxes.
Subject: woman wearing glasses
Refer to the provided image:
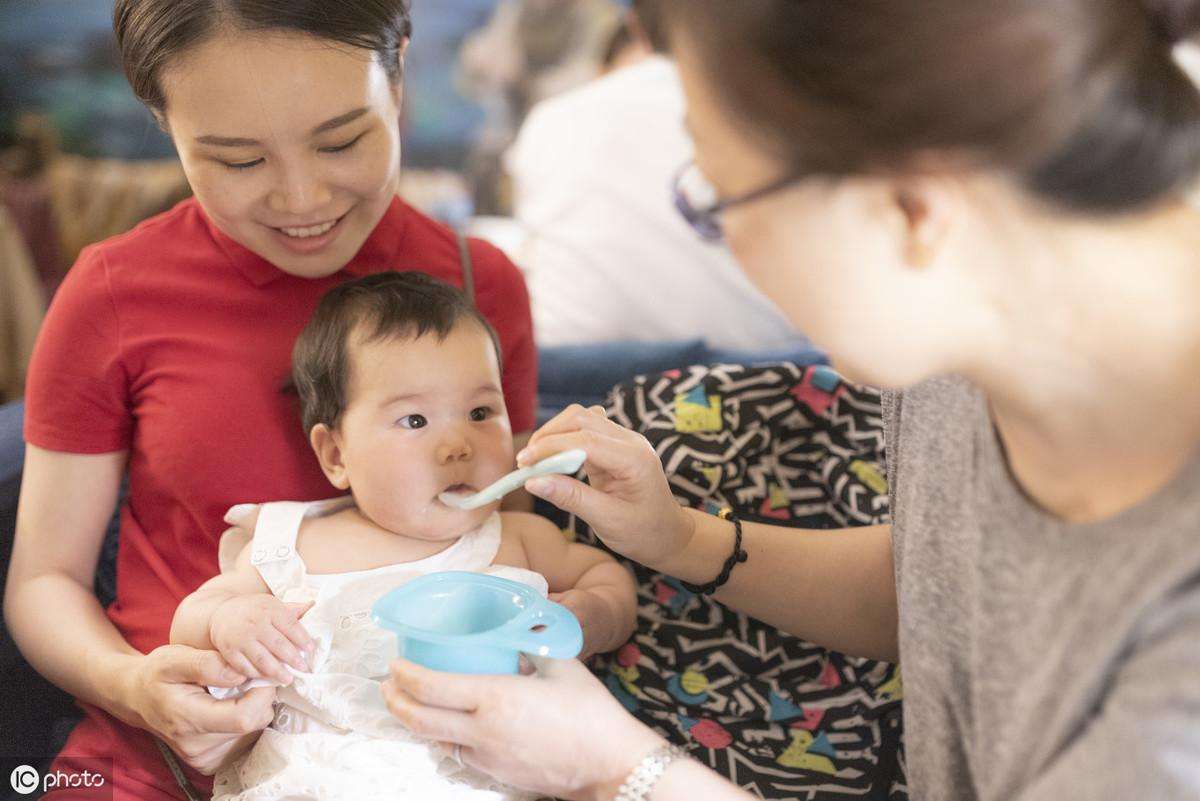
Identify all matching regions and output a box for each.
[385,0,1200,799]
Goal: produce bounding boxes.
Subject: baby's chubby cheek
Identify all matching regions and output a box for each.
[356,487,427,526]
[371,492,494,540]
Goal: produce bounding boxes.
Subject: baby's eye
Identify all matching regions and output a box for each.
[469,406,493,422]
[398,414,427,430]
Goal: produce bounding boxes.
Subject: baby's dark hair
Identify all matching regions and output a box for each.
[292,272,500,434]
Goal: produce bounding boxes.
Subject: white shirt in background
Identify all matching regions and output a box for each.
[504,56,806,351]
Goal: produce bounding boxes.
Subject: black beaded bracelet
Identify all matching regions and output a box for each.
[681,507,748,595]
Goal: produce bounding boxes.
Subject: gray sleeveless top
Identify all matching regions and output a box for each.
[883,376,1200,801]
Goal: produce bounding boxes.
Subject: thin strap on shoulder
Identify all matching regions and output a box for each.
[248,502,309,596]
[456,232,475,307]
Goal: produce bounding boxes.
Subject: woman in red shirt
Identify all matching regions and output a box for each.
[5,2,536,798]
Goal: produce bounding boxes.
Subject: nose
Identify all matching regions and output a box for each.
[436,432,473,465]
[267,158,332,218]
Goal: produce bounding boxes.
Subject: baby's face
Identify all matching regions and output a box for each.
[334,321,513,540]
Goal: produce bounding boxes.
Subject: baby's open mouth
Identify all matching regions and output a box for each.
[438,484,480,509]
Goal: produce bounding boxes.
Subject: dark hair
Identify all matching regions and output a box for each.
[292,272,500,434]
[113,0,413,116]
[658,0,1200,213]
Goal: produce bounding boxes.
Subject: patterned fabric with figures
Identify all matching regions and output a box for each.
[545,363,906,800]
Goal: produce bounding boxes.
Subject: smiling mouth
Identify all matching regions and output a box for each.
[271,211,350,239]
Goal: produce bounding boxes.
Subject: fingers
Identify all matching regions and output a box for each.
[284,600,314,616]
[243,641,294,685]
[434,741,479,770]
[274,607,316,664]
[518,432,596,470]
[283,600,315,623]
[381,681,477,746]
[523,430,651,481]
[235,686,278,729]
[221,651,259,681]
[177,684,276,735]
[387,659,485,712]
[158,646,245,687]
[548,590,584,622]
[547,589,580,614]
[547,593,597,660]
[524,474,618,522]
[527,403,609,441]
[520,405,631,466]
[525,652,595,681]
[263,622,310,672]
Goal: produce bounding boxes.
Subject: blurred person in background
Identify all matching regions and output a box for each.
[458,0,621,213]
[504,0,819,420]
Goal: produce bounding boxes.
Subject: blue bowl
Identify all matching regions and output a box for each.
[372,571,583,674]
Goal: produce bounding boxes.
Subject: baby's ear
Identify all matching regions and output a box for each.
[310,424,350,490]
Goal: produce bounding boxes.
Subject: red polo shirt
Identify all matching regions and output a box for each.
[24,195,536,799]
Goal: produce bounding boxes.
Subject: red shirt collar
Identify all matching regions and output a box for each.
[200,196,409,287]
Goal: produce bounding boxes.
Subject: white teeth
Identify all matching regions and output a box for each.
[279,219,337,238]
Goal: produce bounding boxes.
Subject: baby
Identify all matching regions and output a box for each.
[170,272,637,801]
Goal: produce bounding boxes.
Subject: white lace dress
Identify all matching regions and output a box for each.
[208,498,545,801]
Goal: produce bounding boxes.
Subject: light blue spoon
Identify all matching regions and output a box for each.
[438,449,587,510]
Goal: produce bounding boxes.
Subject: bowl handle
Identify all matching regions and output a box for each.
[497,597,583,659]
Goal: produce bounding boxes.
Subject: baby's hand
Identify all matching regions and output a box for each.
[548,589,617,661]
[209,594,314,685]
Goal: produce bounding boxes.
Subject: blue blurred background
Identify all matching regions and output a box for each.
[0,0,507,165]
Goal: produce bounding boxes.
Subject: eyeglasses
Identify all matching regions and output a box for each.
[672,161,805,242]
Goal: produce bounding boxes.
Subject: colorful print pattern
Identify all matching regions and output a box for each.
[549,363,906,800]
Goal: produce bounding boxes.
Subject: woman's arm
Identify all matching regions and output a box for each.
[517,405,899,662]
[645,759,754,801]
[6,446,145,709]
[662,512,896,661]
[4,445,275,773]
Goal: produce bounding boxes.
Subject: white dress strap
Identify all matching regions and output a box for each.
[247,501,309,597]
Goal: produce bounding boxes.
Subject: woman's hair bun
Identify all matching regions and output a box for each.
[1145,0,1200,45]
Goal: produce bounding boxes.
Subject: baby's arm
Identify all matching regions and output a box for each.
[170,542,314,685]
[508,512,637,659]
